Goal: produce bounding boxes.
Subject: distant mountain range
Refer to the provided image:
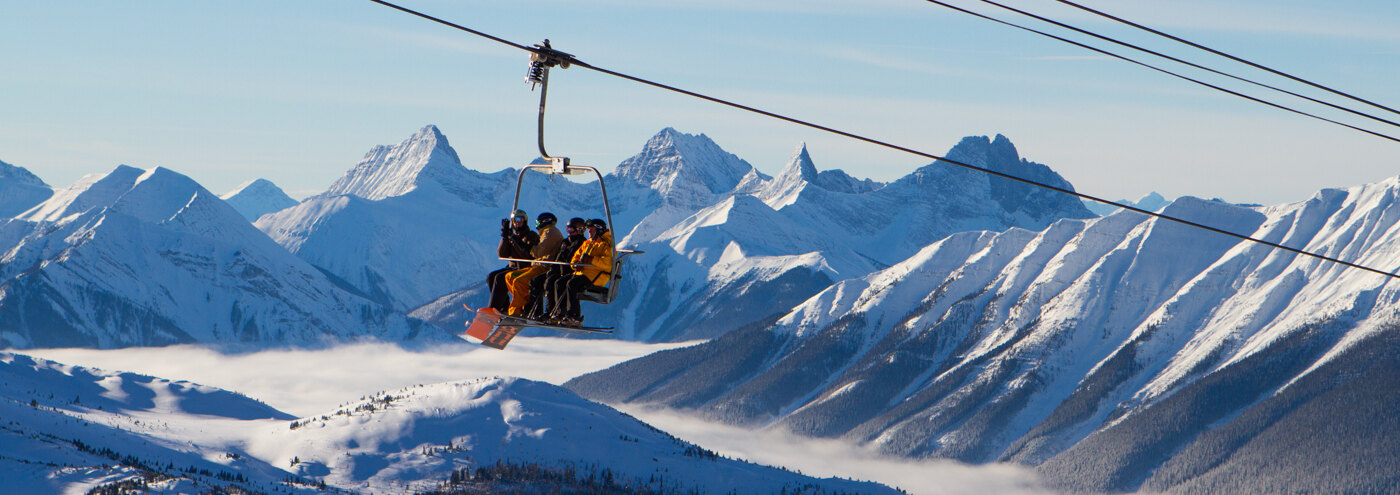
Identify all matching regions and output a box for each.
[0,352,894,494]
[259,125,1092,342]
[568,179,1400,493]
[6,123,1400,492]
[0,166,437,348]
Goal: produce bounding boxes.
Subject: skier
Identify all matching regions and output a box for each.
[503,212,564,316]
[550,218,613,326]
[486,210,538,312]
[528,217,588,320]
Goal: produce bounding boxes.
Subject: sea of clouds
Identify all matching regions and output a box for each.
[24,338,1056,495]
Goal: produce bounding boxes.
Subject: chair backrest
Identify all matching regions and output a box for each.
[579,249,641,305]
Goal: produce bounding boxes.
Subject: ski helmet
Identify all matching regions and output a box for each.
[586,218,607,232]
[535,212,557,228]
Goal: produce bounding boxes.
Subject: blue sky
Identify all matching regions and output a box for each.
[3,0,1397,205]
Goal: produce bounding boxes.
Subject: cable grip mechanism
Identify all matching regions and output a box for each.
[526,39,576,174]
[525,39,574,89]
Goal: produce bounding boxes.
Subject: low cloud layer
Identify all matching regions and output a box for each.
[24,339,1055,493]
[619,405,1058,495]
[23,337,688,416]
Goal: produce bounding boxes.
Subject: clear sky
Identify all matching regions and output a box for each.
[3,0,1397,205]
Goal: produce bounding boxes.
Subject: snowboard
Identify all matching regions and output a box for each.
[462,306,525,349]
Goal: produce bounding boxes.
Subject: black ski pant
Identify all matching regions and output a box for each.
[552,274,596,320]
[523,267,562,319]
[540,270,570,319]
[486,266,515,311]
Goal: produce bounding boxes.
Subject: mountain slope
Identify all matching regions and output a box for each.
[0,352,897,494]
[220,178,298,221]
[272,377,898,494]
[0,165,437,349]
[0,159,53,218]
[568,175,1400,493]
[0,352,296,494]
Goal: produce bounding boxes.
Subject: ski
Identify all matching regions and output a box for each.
[462,304,613,350]
[498,315,614,334]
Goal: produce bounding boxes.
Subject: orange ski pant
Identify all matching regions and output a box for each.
[505,266,548,316]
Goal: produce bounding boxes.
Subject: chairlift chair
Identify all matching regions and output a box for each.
[507,40,640,307]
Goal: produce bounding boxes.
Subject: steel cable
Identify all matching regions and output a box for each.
[1051,0,1400,118]
[924,0,1400,144]
[365,0,1400,280]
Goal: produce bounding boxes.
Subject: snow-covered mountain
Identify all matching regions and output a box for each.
[220,178,298,221]
[258,125,612,312]
[0,165,438,349]
[267,126,1092,341]
[607,133,1095,341]
[613,127,760,209]
[0,159,53,218]
[568,176,1400,493]
[1084,191,1171,216]
[0,352,897,494]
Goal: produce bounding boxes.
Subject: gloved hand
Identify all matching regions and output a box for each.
[500,219,511,238]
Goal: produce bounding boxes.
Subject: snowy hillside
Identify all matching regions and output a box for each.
[0,159,53,217]
[0,165,439,349]
[569,177,1400,493]
[220,178,298,221]
[0,352,897,494]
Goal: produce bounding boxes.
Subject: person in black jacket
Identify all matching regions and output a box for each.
[526,217,588,321]
[486,210,538,312]
[550,218,613,326]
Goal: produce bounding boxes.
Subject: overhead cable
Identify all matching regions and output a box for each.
[364,0,1400,280]
[1051,0,1400,119]
[967,0,1400,132]
[923,0,1400,144]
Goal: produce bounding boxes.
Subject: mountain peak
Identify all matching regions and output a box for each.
[323,125,466,201]
[221,179,298,221]
[788,142,819,181]
[760,143,821,208]
[0,159,48,187]
[937,134,1093,220]
[945,134,1019,168]
[1083,191,1174,216]
[61,166,235,227]
[0,159,54,217]
[614,128,756,206]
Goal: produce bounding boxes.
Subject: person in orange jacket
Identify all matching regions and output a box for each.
[486,210,537,312]
[549,218,613,326]
[504,212,563,316]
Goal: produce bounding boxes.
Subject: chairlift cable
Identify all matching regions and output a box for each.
[366,0,533,52]
[1050,0,1400,119]
[364,0,1400,281]
[923,0,1400,144]
[962,0,1400,132]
